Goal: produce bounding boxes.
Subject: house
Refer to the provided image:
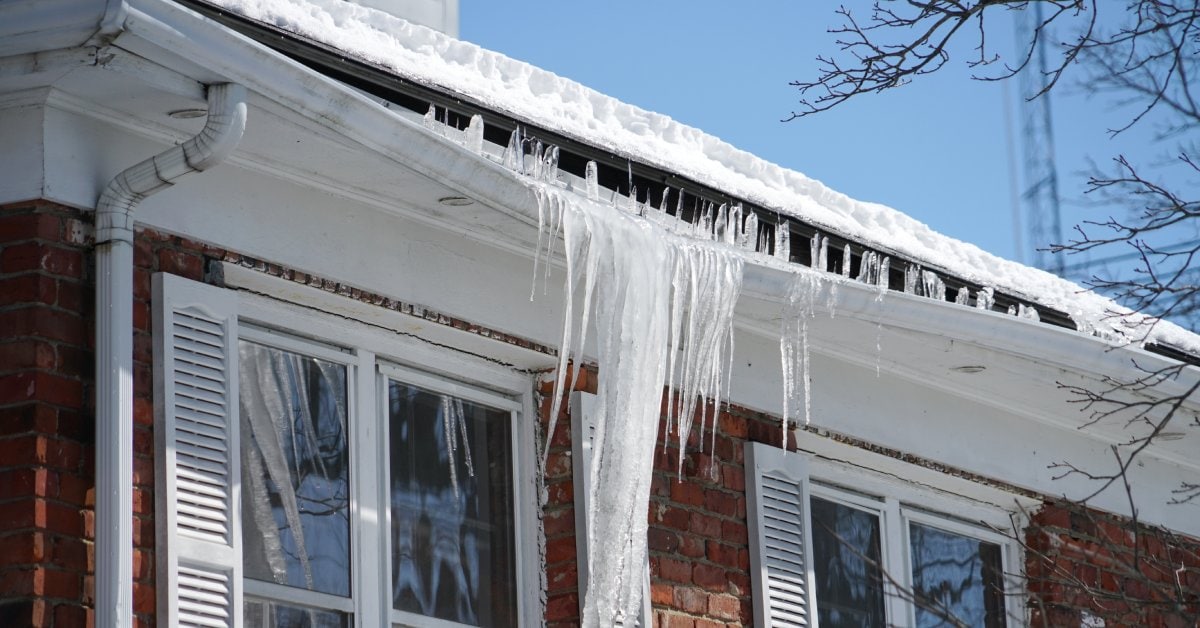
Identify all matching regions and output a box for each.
[1,0,1199,626]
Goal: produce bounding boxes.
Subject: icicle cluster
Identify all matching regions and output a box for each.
[532,185,743,628]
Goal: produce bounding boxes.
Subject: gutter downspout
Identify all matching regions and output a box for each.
[95,82,246,628]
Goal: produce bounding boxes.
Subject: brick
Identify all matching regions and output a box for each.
[707,593,741,620]
[47,535,86,572]
[688,512,721,538]
[0,274,57,307]
[670,480,705,507]
[156,249,203,279]
[704,489,737,518]
[543,506,576,537]
[53,603,87,627]
[679,535,705,559]
[651,582,673,605]
[0,339,56,373]
[706,541,739,568]
[658,557,692,584]
[674,586,706,614]
[692,564,726,591]
[0,308,85,345]
[0,212,60,242]
[42,567,79,599]
[133,581,154,614]
[648,527,680,553]
[544,592,579,622]
[718,412,747,439]
[0,242,82,277]
[545,535,577,565]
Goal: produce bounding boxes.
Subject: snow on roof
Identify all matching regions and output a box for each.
[210,0,1200,355]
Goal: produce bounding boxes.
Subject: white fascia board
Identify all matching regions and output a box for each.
[742,261,1200,406]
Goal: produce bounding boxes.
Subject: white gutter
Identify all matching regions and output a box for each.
[94,81,246,628]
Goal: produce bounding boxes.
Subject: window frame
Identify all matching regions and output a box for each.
[747,439,1031,628]
[238,325,359,621]
[235,289,541,628]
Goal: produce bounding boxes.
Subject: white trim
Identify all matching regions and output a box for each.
[223,261,555,377]
[379,362,522,412]
[244,580,354,614]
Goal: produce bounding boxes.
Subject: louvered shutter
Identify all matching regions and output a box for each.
[745,442,815,627]
[154,273,242,628]
[570,391,651,627]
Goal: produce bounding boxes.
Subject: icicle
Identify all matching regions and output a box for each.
[465,114,484,155]
[877,257,890,293]
[531,140,545,181]
[729,205,744,248]
[781,272,820,440]
[774,219,791,262]
[423,104,437,130]
[955,287,971,306]
[585,161,600,201]
[975,286,995,311]
[856,251,875,285]
[715,204,730,244]
[503,128,523,173]
[809,231,821,270]
[530,184,744,627]
[904,264,920,294]
[921,270,945,301]
[542,145,560,184]
[742,212,759,251]
[817,236,828,272]
[841,244,852,277]
[440,395,474,499]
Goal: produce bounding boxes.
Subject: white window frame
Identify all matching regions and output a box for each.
[747,437,1033,628]
[378,361,526,628]
[156,272,541,628]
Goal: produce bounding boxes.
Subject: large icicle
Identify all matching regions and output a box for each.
[780,270,822,441]
[532,184,743,628]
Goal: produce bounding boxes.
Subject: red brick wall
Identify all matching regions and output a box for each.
[1026,501,1200,627]
[0,202,93,627]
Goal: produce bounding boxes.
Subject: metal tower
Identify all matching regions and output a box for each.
[1016,2,1066,275]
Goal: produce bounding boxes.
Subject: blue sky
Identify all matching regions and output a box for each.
[460,2,1172,270]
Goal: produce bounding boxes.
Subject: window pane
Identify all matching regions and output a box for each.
[388,381,517,627]
[240,341,351,597]
[810,496,886,628]
[244,598,349,628]
[909,522,1007,628]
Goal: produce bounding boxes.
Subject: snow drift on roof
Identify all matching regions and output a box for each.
[208,0,1199,354]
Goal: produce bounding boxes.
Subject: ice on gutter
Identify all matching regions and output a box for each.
[205,0,1199,355]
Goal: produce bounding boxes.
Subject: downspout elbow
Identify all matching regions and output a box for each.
[95,82,247,244]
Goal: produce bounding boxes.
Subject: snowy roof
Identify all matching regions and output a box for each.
[205,0,1200,356]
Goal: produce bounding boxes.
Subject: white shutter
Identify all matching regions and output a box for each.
[154,272,242,628]
[570,391,651,627]
[745,441,815,628]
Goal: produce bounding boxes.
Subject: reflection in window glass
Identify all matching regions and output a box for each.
[244,599,349,628]
[910,522,1007,628]
[240,341,351,598]
[388,381,517,627]
[810,497,886,628]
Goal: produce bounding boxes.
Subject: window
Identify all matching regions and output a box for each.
[153,273,537,628]
[746,441,1022,628]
